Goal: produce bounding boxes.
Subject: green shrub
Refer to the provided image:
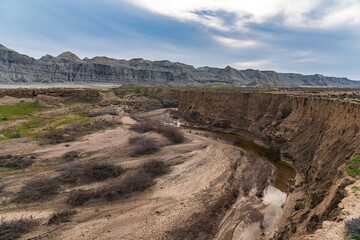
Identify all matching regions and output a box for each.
[345,217,360,240]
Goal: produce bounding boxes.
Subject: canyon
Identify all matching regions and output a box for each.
[179,90,360,239]
[0,87,359,239]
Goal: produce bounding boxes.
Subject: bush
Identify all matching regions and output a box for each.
[345,217,360,239]
[128,135,141,144]
[48,209,77,225]
[129,121,154,133]
[141,159,169,177]
[120,170,153,193]
[86,109,118,117]
[12,177,60,203]
[82,162,124,182]
[131,137,158,157]
[0,155,34,169]
[66,190,94,207]
[155,125,184,143]
[0,217,39,239]
[62,151,80,161]
[57,161,83,184]
[42,130,74,144]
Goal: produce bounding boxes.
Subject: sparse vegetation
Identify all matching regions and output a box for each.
[310,193,319,208]
[82,161,124,182]
[141,159,169,177]
[0,154,34,169]
[62,151,80,161]
[12,177,60,203]
[57,161,83,184]
[66,190,95,207]
[85,109,118,117]
[131,137,158,157]
[352,155,360,164]
[128,135,141,144]
[129,121,184,144]
[345,217,360,240]
[48,209,77,225]
[344,166,360,178]
[0,102,47,121]
[66,165,165,206]
[0,217,39,239]
[130,121,154,133]
[155,125,184,143]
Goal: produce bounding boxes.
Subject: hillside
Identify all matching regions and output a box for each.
[0,44,359,87]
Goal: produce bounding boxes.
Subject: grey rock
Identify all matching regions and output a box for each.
[0,44,359,87]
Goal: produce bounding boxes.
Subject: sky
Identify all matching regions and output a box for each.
[0,0,359,79]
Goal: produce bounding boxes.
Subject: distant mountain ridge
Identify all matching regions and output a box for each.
[0,44,359,87]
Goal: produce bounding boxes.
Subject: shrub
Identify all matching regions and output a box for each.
[57,161,83,184]
[345,217,360,240]
[131,137,158,157]
[0,217,39,239]
[12,177,60,203]
[0,155,34,169]
[120,170,153,193]
[82,162,124,182]
[141,159,169,177]
[86,109,118,117]
[129,121,154,133]
[155,125,184,143]
[42,130,74,144]
[66,190,94,207]
[48,209,77,225]
[128,135,141,144]
[100,169,153,201]
[62,151,80,161]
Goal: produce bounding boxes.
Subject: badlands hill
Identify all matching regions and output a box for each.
[0,44,359,87]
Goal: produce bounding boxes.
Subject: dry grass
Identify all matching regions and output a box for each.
[0,154,34,169]
[131,137,158,157]
[0,217,39,239]
[12,177,60,203]
[81,162,124,182]
[57,161,83,184]
[141,159,169,177]
[85,109,118,117]
[66,168,156,206]
[155,125,184,143]
[62,151,80,161]
[48,209,77,225]
[66,190,95,207]
[129,121,184,144]
[129,121,154,133]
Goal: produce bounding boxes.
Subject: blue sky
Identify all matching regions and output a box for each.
[0,0,359,79]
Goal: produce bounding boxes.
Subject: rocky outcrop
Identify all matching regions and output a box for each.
[178,91,360,238]
[1,44,359,87]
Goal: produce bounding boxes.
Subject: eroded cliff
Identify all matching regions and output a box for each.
[179,91,360,239]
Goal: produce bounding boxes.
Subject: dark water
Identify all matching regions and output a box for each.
[181,125,296,192]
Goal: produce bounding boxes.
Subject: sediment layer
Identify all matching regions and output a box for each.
[179,91,360,238]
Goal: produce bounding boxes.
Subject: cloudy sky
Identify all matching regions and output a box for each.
[0,0,359,79]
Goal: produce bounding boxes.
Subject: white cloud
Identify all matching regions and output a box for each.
[121,0,360,31]
[233,60,270,68]
[213,36,260,48]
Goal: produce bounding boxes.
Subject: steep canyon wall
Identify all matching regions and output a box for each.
[179,91,360,238]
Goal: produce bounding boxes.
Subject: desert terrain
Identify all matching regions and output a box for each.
[0,86,359,240]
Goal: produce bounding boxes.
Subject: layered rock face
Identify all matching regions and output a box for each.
[179,91,360,238]
[1,44,359,86]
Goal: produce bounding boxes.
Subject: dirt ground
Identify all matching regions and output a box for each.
[0,95,280,240]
